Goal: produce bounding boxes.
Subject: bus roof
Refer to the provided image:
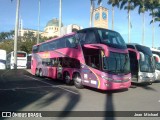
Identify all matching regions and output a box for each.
[127,43,150,48]
[150,48,160,52]
[33,27,120,47]
[77,27,119,34]
[8,51,27,54]
[0,49,6,52]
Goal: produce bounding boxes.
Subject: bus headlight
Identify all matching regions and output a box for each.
[101,76,113,81]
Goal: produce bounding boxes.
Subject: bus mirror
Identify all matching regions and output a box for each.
[153,55,160,63]
[139,52,145,61]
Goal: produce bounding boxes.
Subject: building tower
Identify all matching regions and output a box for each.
[93,6,108,29]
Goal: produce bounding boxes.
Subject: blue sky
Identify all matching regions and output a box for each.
[0,0,159,48]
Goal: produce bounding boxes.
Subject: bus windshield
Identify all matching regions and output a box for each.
[98,29,127,49]
[103,52,130,74]
[136,45,155,73]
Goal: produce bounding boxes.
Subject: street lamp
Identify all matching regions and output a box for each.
[37,0,41,44]
[14,0,20,69]
[59,0,62,36]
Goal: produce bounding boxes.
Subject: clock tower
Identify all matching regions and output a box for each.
[93,6,108,29]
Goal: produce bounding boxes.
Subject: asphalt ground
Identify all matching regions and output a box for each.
[0,69,160,120]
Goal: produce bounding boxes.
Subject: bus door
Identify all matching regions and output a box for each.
[82,47,102,87]
[128,49,139,82]
[153,55,160,80]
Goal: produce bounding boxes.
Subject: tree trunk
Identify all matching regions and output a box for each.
[152,10,155,48]
[142,12,145,45]
[128,2,131,43]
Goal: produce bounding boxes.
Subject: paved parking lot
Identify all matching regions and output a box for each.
[0,69,160,120]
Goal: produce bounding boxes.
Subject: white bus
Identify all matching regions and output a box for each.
[0,49,7,69]
[6,51,27,69]
[151,48,160,80]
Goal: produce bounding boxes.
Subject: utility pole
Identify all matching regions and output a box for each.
[14,0,20,69]
[59,0,62,36]
[112,6,114,30]
[37,0,41,44]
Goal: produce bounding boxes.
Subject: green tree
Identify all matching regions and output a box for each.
[107,0,121,30]
[120,0,135,43]
[0,30,15,42]
[134,0,148,45]
[22,31,37,42]
[0,40,14,53]
[148,0,160,47]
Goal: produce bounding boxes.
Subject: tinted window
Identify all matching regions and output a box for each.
[13,52,26,57]
[135,45,152,56]
[32,46,39,53]
[49,41,57,50]
[39,43,49,52]
[79,30,97,45]
[65,36,78,48]
[42,57,80,68]
[98,29,127,49]
[103,52,130,74]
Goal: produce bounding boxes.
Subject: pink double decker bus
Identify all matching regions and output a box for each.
[31,28,131,90]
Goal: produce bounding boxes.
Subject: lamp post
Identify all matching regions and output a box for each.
[14,0,20,69]
[59,0,62,36]
[37,0,41,44]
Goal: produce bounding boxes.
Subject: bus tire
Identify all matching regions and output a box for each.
[39,69,43,77]
[148,82,152,85]
[35,68,39,77]
[63,72,72,85]
[73,73,83,89]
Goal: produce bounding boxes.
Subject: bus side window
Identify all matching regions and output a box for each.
[33,46,39,53]
[65,36,78,48]
[78,32,86,45]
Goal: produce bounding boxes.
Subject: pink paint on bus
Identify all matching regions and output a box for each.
[31,28,131,91]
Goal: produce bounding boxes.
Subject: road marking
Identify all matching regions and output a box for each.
[0,86,53,91]
[158,100,160,103]
[24,75,79,95]
[24,75,54,86]
[55,86,79,95]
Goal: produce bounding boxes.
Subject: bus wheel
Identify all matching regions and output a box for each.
[73,73,83,89]
[64,72,71,85]
[39,69,43,77]
[148,82,152,85]
[35,68,39,77]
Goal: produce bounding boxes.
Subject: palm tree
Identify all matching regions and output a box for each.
[120,0,135,43]
[90,0,95,27]
[134,0,148,45]
[98,0,120,30]
[107,0,120,30]
[148,0,160,48]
